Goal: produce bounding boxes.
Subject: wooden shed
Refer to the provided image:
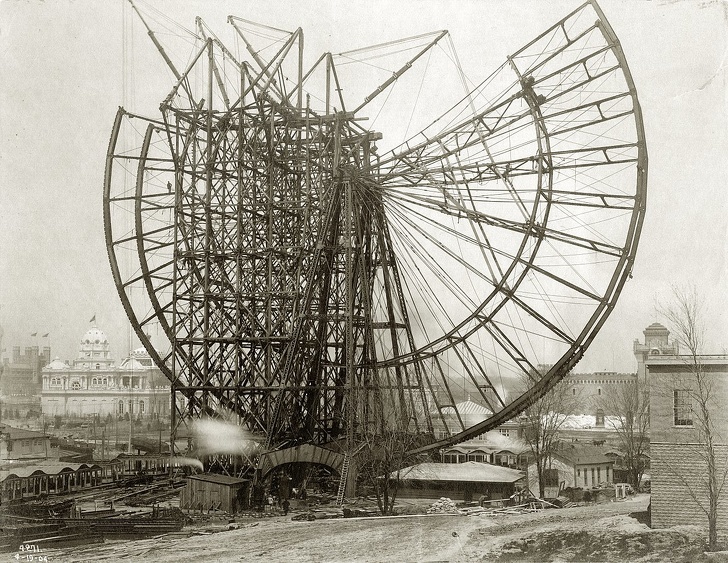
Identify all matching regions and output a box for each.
[180,473,249,513]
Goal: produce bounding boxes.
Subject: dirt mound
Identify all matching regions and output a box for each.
[481,516,708,562]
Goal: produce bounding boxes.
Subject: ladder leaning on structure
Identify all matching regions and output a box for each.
[336,454,351,506]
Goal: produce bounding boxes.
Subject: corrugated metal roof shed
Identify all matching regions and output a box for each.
[0,462,101,481]
[389,461,524,483]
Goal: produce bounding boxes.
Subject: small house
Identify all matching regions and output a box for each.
[526,443,614,496]
[0,425,50,461]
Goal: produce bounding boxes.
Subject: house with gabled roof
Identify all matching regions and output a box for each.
[526,443,615,496]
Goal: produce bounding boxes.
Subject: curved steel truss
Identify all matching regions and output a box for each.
[104,0,646,455]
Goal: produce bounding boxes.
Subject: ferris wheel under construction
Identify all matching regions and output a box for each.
[104,0,646,488]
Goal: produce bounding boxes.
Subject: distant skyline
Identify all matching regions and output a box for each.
[1,0,726,374]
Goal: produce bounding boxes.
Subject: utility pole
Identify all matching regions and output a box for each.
[128,352,134,455]
[43,413,48,460]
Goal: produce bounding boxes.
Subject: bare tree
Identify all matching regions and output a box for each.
[519,376,580,498]
[353,393,431,516]
[601,377,650,489]
[356,429,427,515]
[657,285,728,551]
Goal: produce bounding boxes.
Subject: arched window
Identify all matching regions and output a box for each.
[139,401,145,414]
[71,381,81,390]
[118,401,124,414]
[95,363,101,370]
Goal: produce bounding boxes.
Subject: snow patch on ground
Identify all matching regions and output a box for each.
[44,494,719,562]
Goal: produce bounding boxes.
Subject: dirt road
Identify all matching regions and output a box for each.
[43,494,712,562]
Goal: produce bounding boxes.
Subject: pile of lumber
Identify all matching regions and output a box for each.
[478,501,556,516]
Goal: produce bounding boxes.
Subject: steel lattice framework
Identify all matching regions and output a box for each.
[104,0,647,456]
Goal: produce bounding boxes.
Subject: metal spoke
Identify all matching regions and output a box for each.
[104,0,647,459]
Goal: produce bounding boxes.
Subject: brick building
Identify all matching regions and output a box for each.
[634,323,679,381]
[647,354,728,532]
[556,323,678,418]
[563,370,636,416]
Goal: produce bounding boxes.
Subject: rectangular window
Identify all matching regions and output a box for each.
[673,389,693,426]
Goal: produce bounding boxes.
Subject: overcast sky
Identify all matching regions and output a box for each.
[0,0,726,374]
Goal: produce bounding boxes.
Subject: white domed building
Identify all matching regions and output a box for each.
[41,323,170,419]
